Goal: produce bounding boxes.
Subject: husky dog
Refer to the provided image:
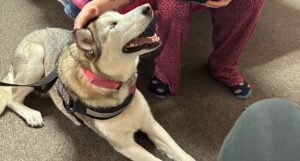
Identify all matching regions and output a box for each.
[0,4,195,161]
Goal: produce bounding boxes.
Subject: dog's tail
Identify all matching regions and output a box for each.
[0,66,14,115]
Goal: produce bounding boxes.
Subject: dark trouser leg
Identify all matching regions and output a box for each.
[209,0,264,86]
[154,0,190,94]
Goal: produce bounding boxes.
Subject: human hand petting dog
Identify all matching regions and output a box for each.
[201,0,232,8]
[74,0,129,29]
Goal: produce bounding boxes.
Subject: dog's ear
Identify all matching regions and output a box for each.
[74,29,94,52]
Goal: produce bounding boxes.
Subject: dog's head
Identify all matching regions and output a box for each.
[73,4,161,81]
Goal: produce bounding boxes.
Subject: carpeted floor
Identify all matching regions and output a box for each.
[0,0,299,161]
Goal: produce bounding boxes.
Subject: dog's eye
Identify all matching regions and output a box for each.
[110,22,117,30]
[111,22,117,28]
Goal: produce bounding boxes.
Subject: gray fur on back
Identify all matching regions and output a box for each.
[18,28,75,74]
[43,28,74,73]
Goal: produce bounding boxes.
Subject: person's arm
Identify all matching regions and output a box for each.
[74,0,130,29]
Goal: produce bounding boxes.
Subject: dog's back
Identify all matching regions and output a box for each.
[14,28,74,75]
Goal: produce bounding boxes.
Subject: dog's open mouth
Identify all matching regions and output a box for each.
[123,33,161,53]
[122,19,162,54]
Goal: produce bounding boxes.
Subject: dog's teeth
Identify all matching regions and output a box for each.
[151,33,160,42]
[126,43,134,48]
[126,43,139,48]
[154,36,159,42]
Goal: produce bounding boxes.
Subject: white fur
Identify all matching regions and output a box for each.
[0,4,195,161]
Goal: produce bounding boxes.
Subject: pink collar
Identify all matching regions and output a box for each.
[81,68,136,93]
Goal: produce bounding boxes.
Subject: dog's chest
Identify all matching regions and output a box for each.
[79,91,150,133]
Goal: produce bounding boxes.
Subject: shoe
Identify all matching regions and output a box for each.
[229,81,252,99]
[148,76,171,99]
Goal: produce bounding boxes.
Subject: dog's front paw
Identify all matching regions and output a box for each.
[24,110,44,127]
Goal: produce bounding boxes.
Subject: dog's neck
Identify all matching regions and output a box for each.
[96,49,138,82]
[57,45,137,107]
[81,67,123,90]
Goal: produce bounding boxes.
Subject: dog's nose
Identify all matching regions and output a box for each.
[142,5,152,15]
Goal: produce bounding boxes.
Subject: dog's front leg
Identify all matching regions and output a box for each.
[141,114,196,161]
[107,135,162,161]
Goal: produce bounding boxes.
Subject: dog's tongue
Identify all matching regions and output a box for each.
[127,34,160,47]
